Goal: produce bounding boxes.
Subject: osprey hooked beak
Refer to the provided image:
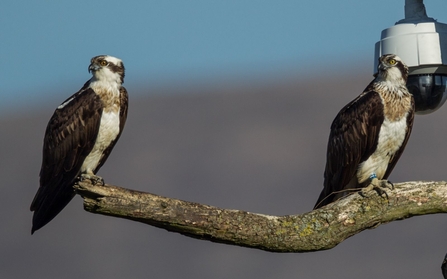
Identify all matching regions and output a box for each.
[88,63,100,73]
[373,60,388,78]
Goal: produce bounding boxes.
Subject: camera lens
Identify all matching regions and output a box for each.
[406,74,447,114]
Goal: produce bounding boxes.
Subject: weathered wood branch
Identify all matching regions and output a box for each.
[74,180,447,252]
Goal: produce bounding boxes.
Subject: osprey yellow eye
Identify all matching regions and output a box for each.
[389,59,396,65]
[100,60,108,66]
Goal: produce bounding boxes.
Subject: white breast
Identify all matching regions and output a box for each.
[357,115,408,183]
[81,110,120,173]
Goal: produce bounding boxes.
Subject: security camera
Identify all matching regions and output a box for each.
[374,0,447,114]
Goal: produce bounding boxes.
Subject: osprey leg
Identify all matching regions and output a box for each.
[360,175,394,199]
[78,173,105,186]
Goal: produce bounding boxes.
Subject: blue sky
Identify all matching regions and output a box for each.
[1,1,446,114]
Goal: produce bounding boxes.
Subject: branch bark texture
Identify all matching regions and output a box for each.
[74,180,447,252]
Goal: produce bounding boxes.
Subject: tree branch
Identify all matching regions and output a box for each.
[74,180,447,252]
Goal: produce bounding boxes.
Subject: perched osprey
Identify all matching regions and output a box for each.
[30,55,128,233]
[314,54,414,209]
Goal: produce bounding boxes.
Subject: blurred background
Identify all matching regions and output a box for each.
[2,1,447,278]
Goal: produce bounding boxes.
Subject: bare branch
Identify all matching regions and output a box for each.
[74,180,447,252]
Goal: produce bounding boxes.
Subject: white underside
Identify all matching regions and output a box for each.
[357,116,408,183]
[81,110,120,174]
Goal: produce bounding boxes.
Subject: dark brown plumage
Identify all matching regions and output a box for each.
[30,55,128,233]
[314,54,414,209]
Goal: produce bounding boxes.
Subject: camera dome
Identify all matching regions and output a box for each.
[406,73,447,114]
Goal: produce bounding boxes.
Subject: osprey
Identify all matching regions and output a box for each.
[30,55,128,233]
[314,54,414,209]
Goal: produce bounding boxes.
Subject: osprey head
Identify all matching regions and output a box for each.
[374,54,409,83]
[88,55,125,84]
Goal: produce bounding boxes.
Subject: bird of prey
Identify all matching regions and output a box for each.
[314,54,414,209]
[30,55,128,233]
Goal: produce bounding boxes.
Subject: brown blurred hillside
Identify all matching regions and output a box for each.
[1,67,447,278]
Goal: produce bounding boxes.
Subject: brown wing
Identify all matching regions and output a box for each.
[94,86,128,173]
[314,87,385,209]
[30,87,103,233]
[383,96,415,179]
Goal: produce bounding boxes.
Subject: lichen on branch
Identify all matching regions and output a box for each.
[74,180,447,252]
